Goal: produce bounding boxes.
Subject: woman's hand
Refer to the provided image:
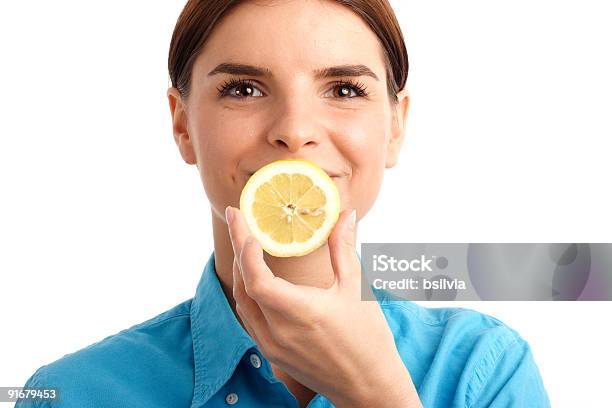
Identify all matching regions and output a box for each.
[225,206,422,408]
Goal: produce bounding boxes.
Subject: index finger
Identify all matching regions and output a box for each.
[228,207,315,314]
[225,206,251,259]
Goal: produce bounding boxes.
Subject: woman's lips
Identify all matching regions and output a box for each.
[246,169,342,178]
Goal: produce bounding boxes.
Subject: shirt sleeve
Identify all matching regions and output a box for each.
[467,336,551,408]
[15,366,54,408]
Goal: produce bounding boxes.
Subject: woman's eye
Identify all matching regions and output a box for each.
[218,80,264,99]
[324,81,369,99]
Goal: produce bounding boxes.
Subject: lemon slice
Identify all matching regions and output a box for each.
[240,159,341,257]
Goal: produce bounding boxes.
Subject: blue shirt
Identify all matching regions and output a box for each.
[17,252,550,407]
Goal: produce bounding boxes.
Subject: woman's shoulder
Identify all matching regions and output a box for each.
[374,287,529,366]
[373,287,522,343]
[378,295,528,366]
[16,299,195,407]
[373,289,550,407]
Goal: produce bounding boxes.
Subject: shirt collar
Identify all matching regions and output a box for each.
[190,252,256,407]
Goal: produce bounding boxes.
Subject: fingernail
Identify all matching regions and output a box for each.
[225,206,233,224]
[348,209,357,231]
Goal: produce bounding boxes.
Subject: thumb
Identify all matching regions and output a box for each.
[328,208,359,288]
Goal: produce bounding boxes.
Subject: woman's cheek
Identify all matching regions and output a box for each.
[340,122,388,216]
[339,117,388,168]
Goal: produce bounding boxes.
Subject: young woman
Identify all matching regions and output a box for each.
[18,1,550,407]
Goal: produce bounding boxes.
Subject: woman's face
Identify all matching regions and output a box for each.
[168,0,409,221]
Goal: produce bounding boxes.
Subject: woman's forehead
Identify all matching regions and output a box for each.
[194,0,386,80]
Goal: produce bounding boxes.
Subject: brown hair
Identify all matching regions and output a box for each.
[168,0,408,103]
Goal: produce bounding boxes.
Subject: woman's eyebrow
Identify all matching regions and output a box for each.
[207,62,379,81]
[313,64,379,81]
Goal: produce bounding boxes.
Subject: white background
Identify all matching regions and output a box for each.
[1,1,611,407]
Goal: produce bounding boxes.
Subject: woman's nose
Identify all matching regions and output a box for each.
[266,100,322,153]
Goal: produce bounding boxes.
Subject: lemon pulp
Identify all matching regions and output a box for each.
[240,160,340,257]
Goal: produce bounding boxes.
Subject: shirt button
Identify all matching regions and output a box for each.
[225,392,239,405]
[249,352,262,368]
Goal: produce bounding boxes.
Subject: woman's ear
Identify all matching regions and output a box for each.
[385,88,410,169]
[167,87,197,165]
